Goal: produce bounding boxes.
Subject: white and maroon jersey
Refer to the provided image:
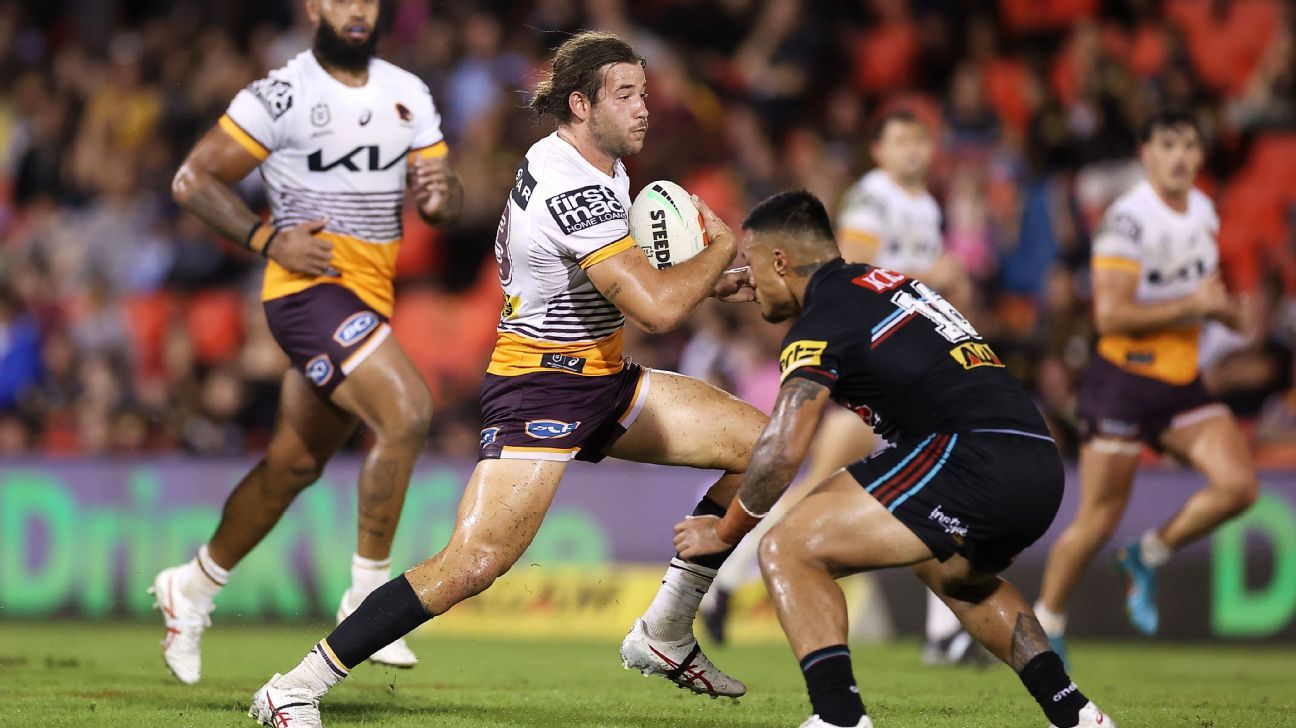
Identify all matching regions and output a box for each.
[837,168,943,275]
[220,50,447,316]
[487,132,636,378]
[1091,179,1220,384]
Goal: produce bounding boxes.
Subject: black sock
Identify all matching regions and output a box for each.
[324,574,430,668]
[1019,652,1088,728]
[678,496,738,570]
[801,645,865,727]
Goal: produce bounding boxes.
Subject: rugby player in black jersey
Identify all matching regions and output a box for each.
[674,191,1114,728]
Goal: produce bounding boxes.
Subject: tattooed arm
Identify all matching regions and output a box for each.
[673,377,832,558]
[172,125,336,276]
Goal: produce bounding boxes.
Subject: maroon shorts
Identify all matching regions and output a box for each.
[478,363,650,462]
[263,284,391,395]
[1077,352,1225,448]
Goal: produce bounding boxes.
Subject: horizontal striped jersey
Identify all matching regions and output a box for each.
[487,133,636,378]
[221,50,447,316]
[1090,180,1220,384]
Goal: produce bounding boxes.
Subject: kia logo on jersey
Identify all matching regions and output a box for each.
[307,145,405,173]
[525,420,581,439]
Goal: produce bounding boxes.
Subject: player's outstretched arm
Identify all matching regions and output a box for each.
[673,377,831,559]
[409,155,463,226]
[1093,266,1235,335]
[586,196,739,333]
[172,126,335,276]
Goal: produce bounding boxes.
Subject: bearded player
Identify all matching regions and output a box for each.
[708,110,980,665]
[247,31,766,727]
[1034,111,1258,662]
[675,190,1114,728]
[153,0,462,683]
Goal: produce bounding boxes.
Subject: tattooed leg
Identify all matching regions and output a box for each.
[330,336,433,562]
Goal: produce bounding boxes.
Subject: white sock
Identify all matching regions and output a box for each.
[346,553,392,606]
[1034,601,1067,637]
[181,545,228,608]
[642,558,716,641]
[925,590,962,642]
[1139,529,1172,568]
[277,641,348,698]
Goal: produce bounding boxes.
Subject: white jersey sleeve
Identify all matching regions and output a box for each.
[409,82,446,154]
[1092,206,1143,266]
[838,181,888,241]
[537,178,633,268]
[222,72,297,158]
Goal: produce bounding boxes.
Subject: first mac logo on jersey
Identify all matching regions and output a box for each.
[547,185,625,235]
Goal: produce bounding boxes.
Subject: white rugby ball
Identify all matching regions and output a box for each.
[628,180,708,269]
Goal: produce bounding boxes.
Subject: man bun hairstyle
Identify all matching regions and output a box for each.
[742,190,836,243]
[530,31,644,124]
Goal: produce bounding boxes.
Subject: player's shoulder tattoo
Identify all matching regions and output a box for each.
[248,77,294,120]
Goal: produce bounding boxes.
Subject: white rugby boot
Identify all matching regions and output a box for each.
[619,619,747,697]
[1050,701,1116,728]
[149,566,212,685]
[799,715,875,728]
[249,673,324,728]
[336,589,418,668]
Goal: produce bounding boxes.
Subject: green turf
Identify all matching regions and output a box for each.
[0,622,1292,727]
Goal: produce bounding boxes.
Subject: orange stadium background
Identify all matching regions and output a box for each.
[1,0,1295,643]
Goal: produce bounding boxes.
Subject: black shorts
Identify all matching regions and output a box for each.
[477,363,650,463]
[847,430,1063,573]
[1077,353,1224,448]
[263,284,391,395]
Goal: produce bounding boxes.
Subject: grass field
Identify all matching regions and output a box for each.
[0,622,1293,727]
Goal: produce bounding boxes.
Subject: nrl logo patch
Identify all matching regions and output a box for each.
[305,354,334,386]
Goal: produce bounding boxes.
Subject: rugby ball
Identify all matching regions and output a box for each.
[628,180,708,269]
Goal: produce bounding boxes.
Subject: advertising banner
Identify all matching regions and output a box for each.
[1,458,1293,642]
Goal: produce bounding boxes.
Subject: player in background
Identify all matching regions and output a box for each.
[248,31,766,727]
[674,190,1114,728]
[1034,111,1258,662]
[706,111,981,666]
[154,0,462,684]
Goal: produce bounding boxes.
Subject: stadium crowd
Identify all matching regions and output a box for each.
[1,0,1294,463]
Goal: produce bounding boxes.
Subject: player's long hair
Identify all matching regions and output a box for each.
[530,31,644,124]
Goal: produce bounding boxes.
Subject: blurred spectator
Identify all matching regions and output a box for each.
[0,0,1292,462]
